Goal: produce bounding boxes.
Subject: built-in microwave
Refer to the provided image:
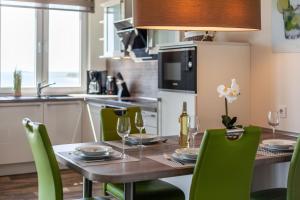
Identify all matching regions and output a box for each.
[158,45,197,93]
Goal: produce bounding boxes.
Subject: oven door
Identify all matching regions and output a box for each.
[158,47,197,92]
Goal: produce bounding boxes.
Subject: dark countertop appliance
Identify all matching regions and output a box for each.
[87,70,107,94]
[116,72,130,98]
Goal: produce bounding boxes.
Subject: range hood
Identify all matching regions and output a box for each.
[0,0,94,12]
[114,18,157,62]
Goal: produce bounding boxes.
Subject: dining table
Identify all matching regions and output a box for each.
[53,131,296,200]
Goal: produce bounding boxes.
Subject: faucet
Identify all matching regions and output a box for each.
[37,81,56,97]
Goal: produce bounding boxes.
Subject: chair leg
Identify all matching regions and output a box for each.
[83,177,93,198]
[124,182,135,200]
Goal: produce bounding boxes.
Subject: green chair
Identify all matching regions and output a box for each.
[100,107,141,141]
[251,137,300,200]
[189,126,261,200]
[23,118,106,200]
[100,107,185,200]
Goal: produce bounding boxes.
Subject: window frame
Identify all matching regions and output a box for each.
[0,7,88,95]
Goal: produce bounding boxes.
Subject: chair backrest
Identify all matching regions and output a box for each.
[23,118,63,200]
[100,107,142,141]
[287,137,300,200]
[189,126,261,200]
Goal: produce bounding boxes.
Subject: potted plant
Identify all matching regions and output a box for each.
[13,69,22,97]
[217,79,242,130]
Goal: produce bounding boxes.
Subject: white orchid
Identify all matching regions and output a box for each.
[217,79,240,103]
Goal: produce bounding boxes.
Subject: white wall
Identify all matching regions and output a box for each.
[216,0,300,134]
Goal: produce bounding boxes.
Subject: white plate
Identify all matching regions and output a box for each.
[76,145,113,156]
[262,139,296,150]
[73,150,117,160]
[128,134,157,142]
[171,153,197,163]
[175,148,199,160]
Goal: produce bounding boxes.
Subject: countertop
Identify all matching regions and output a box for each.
[0,94,158,112]
[85,97,158,112]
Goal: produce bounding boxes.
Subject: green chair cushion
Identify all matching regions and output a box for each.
[106,180,185,200]
[251,188,287,200]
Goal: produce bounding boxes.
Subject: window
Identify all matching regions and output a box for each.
[0,7,87,91]
[48,10,81,87]
[0,7,37,88]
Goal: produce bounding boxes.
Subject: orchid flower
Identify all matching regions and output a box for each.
[217,79,240,103]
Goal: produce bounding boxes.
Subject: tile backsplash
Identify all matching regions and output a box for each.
[106,59,158,98]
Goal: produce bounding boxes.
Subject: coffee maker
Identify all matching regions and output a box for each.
[87,70,107,94]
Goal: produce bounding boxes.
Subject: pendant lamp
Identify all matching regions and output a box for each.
[133,0,261,31]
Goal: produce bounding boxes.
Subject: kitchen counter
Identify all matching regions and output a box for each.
[0,94,117,103]
[0,95,82,103]
[85,97,158,112]
[0,95,158,112]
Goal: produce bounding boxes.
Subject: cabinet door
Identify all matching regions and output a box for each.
[43,101,82,145]
[0,103,43,164]
[142,110,158,134]
[153,30,181,46]
[84,102,105,142]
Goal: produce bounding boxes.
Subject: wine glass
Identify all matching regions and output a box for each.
[267,111,280,138]
[135,112,144,147]
[117,116,131,159]
[188,116,200,148]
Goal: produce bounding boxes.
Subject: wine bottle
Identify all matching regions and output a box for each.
[179,101,189,148]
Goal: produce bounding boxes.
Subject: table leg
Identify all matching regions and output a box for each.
[83,177,93,198]
[124,182,135,200]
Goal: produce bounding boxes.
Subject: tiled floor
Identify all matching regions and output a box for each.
[0,170,104,200]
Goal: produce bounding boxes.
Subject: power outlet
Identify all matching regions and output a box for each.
[279,105,287,118]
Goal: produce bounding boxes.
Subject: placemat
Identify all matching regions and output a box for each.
[146,154,195,168]
[58,151,139,167]
[105,138,176,151]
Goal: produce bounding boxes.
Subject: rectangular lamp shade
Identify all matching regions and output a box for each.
[0,0,94,12]
[133,0,261,31]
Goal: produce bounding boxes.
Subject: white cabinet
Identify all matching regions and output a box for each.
[142,110,158,134]
[43,101,82,145]
[82,102,105,142]
[0,103,43,164]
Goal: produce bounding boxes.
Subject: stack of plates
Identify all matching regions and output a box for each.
[126,134,159,145]
[75,145,115,160]
[262,139,296,152]
[172,148,199,163]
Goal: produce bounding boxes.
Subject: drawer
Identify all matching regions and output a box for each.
[142,111,157,127]
[145,126,157,135]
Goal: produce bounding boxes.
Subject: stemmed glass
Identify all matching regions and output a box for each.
[135,112,144,147]
[267,111,280,138]
[117,116,131,159]
[188,116,200,148]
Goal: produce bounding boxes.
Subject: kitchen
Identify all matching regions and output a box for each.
[0,0,299,200]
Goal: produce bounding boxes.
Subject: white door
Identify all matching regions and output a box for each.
[84,102,105,142]
[158,91,197,136]
[43,101,82,145]
[0,103,43,164]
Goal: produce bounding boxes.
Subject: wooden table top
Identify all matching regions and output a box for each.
[53,132,296,184]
